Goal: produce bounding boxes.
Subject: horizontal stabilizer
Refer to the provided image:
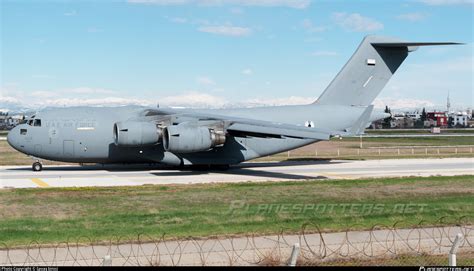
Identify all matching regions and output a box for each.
[372,42,463,47]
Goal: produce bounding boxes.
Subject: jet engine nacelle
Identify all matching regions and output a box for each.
[163,125,225,153]
[114,121,161,146]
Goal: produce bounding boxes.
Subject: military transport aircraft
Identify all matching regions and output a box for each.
[7,36,460,171]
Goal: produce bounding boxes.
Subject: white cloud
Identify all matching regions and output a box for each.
[332,12,384,32]
[230,7,244,14]
[0,87,121,110]
[68,87,117,95]
[159,92,228,108]
[311,51,338,57]
[28,87,116,97]
[301,19,328,33]
[170,17,188,23]
[396,12,428,22]
[164,14,251,38]
[0,95,21,104]
[243,96,312,107]
[128,0,310,8]
[304,37,323,43]
[42,97,153,107]
[198,25,252,36]
[417,0,473,5]
[373,98,436,109]
[32,74,55,79]
[196,76,216,86]
[31,91,57,99]
[63,10,77,16]
[1,89,455,111]
[241,68,252,75]
[1,86,314,110]
[0,95,24,112]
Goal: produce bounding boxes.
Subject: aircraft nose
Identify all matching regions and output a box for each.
[7,126,19,149]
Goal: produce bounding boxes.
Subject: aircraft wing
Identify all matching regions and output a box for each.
[143,106,375,140]
[142,108,338,140]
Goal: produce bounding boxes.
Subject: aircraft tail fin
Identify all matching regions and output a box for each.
[314,36,462,106]
[346,105,374,135]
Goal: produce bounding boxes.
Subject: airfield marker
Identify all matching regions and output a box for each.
[31,178,50,188]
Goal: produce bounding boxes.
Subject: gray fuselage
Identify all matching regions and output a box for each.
[7,104,370,166]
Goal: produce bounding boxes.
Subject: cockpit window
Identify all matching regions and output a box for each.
[33,119,41,127]
[20,129,27,135]
[25,115,36,126]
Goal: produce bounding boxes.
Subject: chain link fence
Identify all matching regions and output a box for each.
[279,146,474,160]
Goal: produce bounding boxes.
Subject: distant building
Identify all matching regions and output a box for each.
[468,119,474,128]
[390,113,405,128]
[426,112,448,127]
[450,113,469,127]
[0,114,23,130]
[467,108,472,118]
[424,119,438,128]
[405,111,421,120]
[0,115,7,129]
[390,115,415,128]
[369,120,384,129]
[369,106,473,129]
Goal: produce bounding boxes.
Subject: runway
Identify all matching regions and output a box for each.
[0,158,472,189]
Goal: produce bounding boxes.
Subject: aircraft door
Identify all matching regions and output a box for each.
[63,140,75,158]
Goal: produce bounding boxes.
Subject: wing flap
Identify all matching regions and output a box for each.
[227,123,331,140]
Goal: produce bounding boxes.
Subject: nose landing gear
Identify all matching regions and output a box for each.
[32,161,43,172]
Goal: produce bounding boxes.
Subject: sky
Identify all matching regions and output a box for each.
[1,0,473,111]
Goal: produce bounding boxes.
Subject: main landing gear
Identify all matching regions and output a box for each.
[32,161,43,172]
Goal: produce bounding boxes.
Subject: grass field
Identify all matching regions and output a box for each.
[0,175,472,247]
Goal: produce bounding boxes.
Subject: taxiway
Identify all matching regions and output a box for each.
[0,158,472,188]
